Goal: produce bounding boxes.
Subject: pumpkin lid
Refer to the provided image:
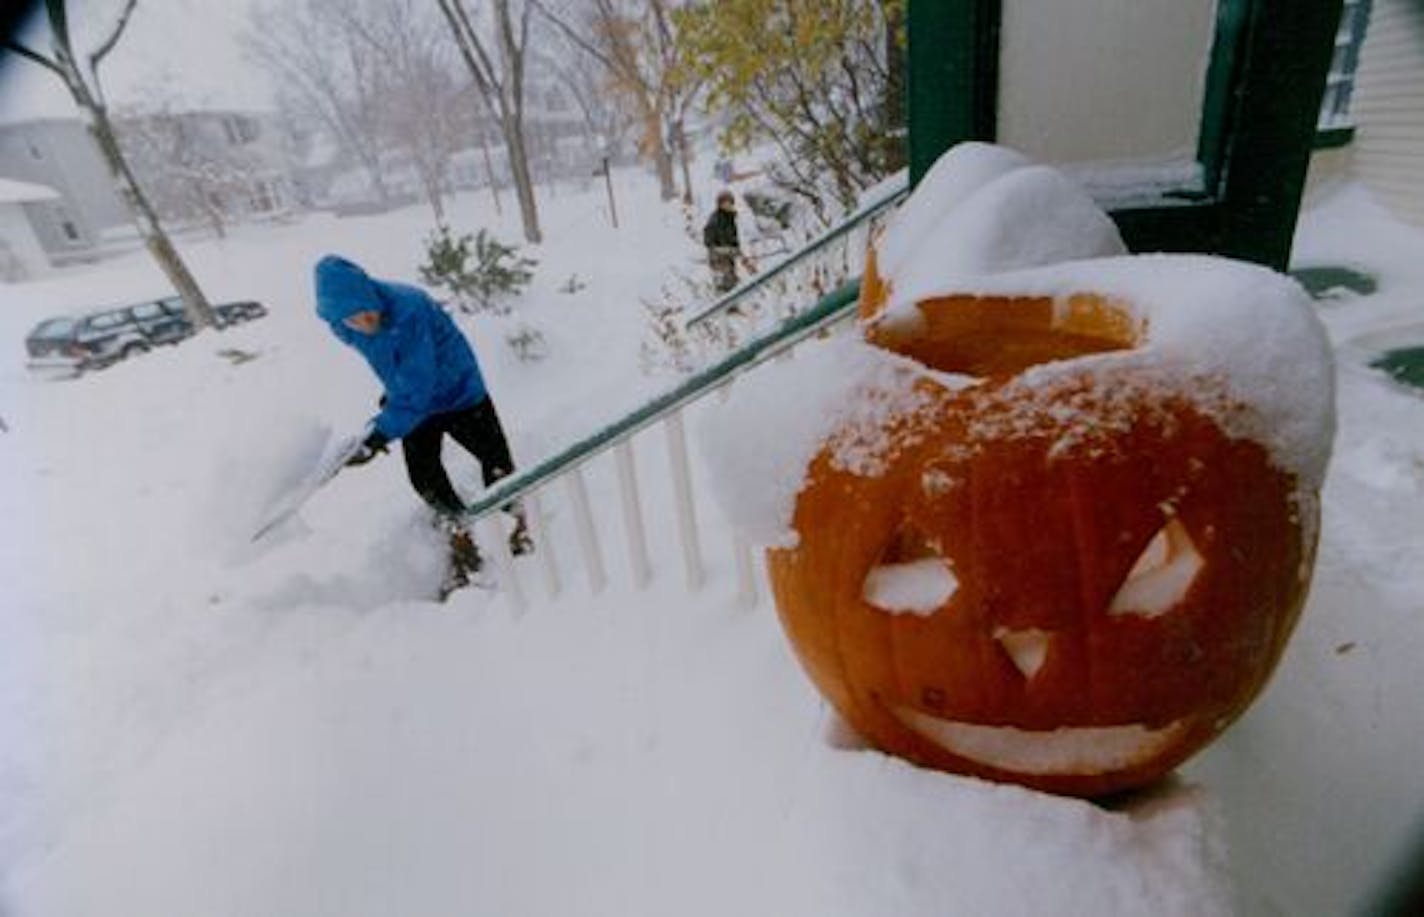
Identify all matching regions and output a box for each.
[867,144,1127,321]
[873,255,1336,489]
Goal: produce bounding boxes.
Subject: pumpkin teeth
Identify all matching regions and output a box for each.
[1108,517,1204,618]
[892,706,1189,775]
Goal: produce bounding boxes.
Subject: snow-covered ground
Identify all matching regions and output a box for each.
[0,170,1421,916]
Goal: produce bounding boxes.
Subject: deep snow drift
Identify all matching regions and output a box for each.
[0,171,1421,916]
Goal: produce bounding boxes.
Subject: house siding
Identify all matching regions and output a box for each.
[1350,0,1424,226]
[0,119,129,257]
[0,201,50,281]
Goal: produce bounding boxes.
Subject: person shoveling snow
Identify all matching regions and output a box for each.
[312,254,531,597]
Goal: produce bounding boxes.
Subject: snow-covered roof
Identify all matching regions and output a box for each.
[0,176,60,203]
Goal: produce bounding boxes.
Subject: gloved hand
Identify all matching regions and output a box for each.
[346,430,389,467]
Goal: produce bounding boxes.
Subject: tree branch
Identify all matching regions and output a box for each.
[528,0,617,71]
[90,0,139,71]
[437,0,502,100]
[1,40,64,77]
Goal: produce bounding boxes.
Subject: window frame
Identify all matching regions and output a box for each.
[907,0,1344,270]
[1315,0,1373,147]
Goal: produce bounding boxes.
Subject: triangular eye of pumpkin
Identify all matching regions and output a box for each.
[1108,517,1204,618]
[864,523,958,616]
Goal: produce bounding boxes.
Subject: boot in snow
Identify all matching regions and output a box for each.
[438,519,486,600]
[507,511,534,557]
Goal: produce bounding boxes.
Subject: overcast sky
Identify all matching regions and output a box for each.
[0,0,273,122]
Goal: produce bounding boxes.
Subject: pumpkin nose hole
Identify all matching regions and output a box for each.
[863,522,958,616]
[1108,517,1204,618]
[994,627,1051,679]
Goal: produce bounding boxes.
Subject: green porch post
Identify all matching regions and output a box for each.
[907,0,1000,187]
[903,0,1342,270]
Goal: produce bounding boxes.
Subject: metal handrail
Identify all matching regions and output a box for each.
[683,176,907,329]
[465,279,863,522]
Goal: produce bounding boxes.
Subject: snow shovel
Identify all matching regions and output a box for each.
[250,431,366,542]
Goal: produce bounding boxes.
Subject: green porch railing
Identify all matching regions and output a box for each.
[466,278,862,525]
[683,176,907,329]
[464,174,906,608]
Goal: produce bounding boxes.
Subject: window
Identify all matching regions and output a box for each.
[222,115,259,146]
[87,311,126,331]
[60,221,80,242]
[248,180,277,213]
[1318,0,1372,134]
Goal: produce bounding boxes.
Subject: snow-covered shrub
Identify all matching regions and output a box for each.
[640,206,870,376]
[502,320,549,363]
[419,224,536,315]
[638,271,750,375]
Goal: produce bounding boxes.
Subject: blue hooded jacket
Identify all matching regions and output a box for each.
[314,255,487,440]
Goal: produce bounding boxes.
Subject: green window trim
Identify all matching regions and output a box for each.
[1314,125,1357,150]
[906,0,1344,271]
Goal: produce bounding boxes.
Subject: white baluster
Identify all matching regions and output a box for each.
[566,467,606,593]
[526,489,560,600]
[478,512,527,616]
[663,409,704,591]
[614,439,651,589]
[733,536,757,608]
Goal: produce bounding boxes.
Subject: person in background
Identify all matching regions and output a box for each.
[313,254,530,597]
[702,190,754,294]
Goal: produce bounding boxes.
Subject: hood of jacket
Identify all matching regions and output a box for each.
[315,255,386,330]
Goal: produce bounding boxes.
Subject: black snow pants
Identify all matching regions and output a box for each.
[402,396,515,517]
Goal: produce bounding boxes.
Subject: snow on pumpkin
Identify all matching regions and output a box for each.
[702,143,1336,798]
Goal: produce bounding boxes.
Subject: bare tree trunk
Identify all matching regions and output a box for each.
[6,0,214,328]
[413,155,446,222]
[423,175,446,222]
[504,112,541,242]
[89,105,215,327]
[436,0,542,243]
[479,130,503,216]
[357,150,394,207]
[199,197,227,239]
[648,114,676,201]
[673,117,693,205]
[534,0,695,205]
[495,0,541,244]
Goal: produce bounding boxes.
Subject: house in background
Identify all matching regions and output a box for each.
[1306,0,1424,227]
[0,118,128,265]
[0,175,59,280]
[0,109,299,266]
[112,108,296,234]
[314,76,591,215]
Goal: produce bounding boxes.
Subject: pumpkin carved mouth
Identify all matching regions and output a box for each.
[891,706,1190,776]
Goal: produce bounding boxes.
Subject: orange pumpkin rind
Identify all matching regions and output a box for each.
[768,260,1333,798]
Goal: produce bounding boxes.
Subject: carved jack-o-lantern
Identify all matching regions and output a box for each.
[766,280,1329,798]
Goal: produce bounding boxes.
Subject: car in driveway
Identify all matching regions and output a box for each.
[24,295,266,378]
[25,303,183,377]
[131,297,195,344]
[210,298,268,327]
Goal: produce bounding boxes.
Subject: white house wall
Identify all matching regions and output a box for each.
[996,0,1216,167]
[1348,0,1424,227]
[0,119,128,254]
[0,201,50,282]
